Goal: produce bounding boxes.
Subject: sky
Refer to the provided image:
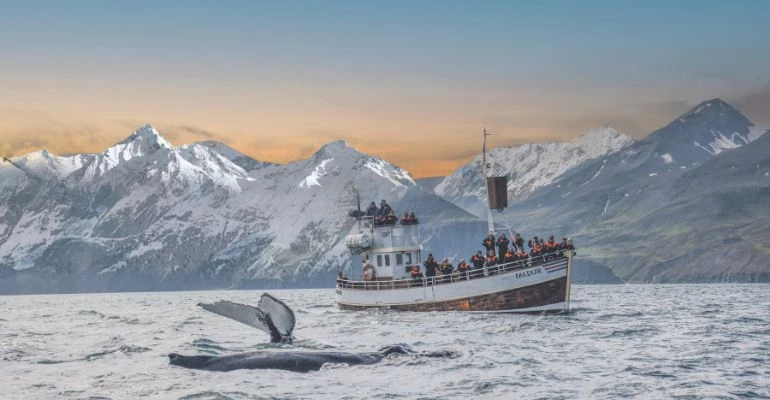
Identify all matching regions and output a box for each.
[1,0,769,177]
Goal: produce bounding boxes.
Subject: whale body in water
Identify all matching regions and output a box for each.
[169,345,449,373]
[170,293,457,372]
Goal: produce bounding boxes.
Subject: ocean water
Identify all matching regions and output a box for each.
[1,284,768,400]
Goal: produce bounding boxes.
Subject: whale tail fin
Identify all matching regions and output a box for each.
[197,293,295,343]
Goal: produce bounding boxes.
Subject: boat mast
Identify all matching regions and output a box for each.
[482,128,494,235]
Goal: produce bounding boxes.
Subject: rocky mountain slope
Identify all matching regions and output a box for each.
[0,126,486,293]
[1,98,766,293]
[500,99,769,283]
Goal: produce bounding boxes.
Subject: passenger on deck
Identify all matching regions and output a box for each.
[471,251,485,270]
[457,259,470,273]
[482,234,496,255]
[408,212,419,224]
[337,271,348,281]
[497,233,510,256]
[366,202,378,217]
[531,240,543,258]
[528,236,539,251]
[410,265,423,280]
[564,238,575,250]
[439,258,454,275]
[503,249,516,264]
[514,233,524,252]
[423,254,439,278]
[516,250,529,265]
[378,200,392,216]
[384,210,398,225]
[485,254,498,267]
[559,237,568,250]
[400,212,411,225]
[363,261,376,281]
[545,235,557,252]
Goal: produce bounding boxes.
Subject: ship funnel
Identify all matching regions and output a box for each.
[486,176,508,211]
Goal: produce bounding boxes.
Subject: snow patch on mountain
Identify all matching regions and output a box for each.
[365,159,414,187]
[693,130,749,156]
[81,125,173,180]
[8,150,91,180]
[660,153,674,163]
[299,158,334,188]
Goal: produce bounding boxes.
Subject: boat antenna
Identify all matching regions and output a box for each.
[481,128,494,235]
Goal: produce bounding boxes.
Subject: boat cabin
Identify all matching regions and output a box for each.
[344,216,422,281]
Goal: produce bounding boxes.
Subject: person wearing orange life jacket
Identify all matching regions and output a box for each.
[423,254,439,278]
[400,212,411,225]
[531,240,543,258]
[408,212,419,224]
[470,251,485,270]
[457,259,470,272]
[545,235,557,252]
[410,265,423,280]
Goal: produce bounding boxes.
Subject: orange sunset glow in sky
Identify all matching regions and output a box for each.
[2,1,769,177]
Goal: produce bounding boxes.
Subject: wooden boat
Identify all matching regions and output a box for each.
[336,130,574,313]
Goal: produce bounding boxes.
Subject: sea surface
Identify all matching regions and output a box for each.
[1,284,768,400]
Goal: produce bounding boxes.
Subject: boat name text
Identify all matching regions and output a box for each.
[515,268,543,279]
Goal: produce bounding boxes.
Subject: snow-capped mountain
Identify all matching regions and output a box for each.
[434,126,634,217]
[196,140,276,172]
[644,98,755,165]
[503,98,769,283]
[0,127,483,293]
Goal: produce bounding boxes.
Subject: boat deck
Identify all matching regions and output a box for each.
[337,251,571,291]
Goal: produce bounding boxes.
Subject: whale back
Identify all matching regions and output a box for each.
[168,353,214,369]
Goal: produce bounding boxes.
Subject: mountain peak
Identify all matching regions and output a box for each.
[573,125,634,148]
[118,124,173,150]
[318,139,349,152]
[647,98,754,164]
[678,98,743,122]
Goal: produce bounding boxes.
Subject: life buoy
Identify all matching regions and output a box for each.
[363,264,376,281]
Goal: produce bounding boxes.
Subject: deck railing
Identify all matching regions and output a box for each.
[337,250,571,291]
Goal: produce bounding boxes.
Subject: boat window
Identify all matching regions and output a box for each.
[377,255,382,266]
[395,254,403,265]
[384,255,391,266]
[405,253,412,264]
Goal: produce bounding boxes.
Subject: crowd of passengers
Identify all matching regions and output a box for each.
[407,233,574,281]
[365,199,419,226]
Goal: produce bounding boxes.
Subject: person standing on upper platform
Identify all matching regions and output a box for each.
[366,202,378,217]
[482,234,495,256]
[378,200,392,216]
[496,233,510,256]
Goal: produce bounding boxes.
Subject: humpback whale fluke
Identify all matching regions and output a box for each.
[173,294,459,372]
[197,293,295,343]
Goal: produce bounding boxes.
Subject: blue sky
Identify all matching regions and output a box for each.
[2,0,769,176]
